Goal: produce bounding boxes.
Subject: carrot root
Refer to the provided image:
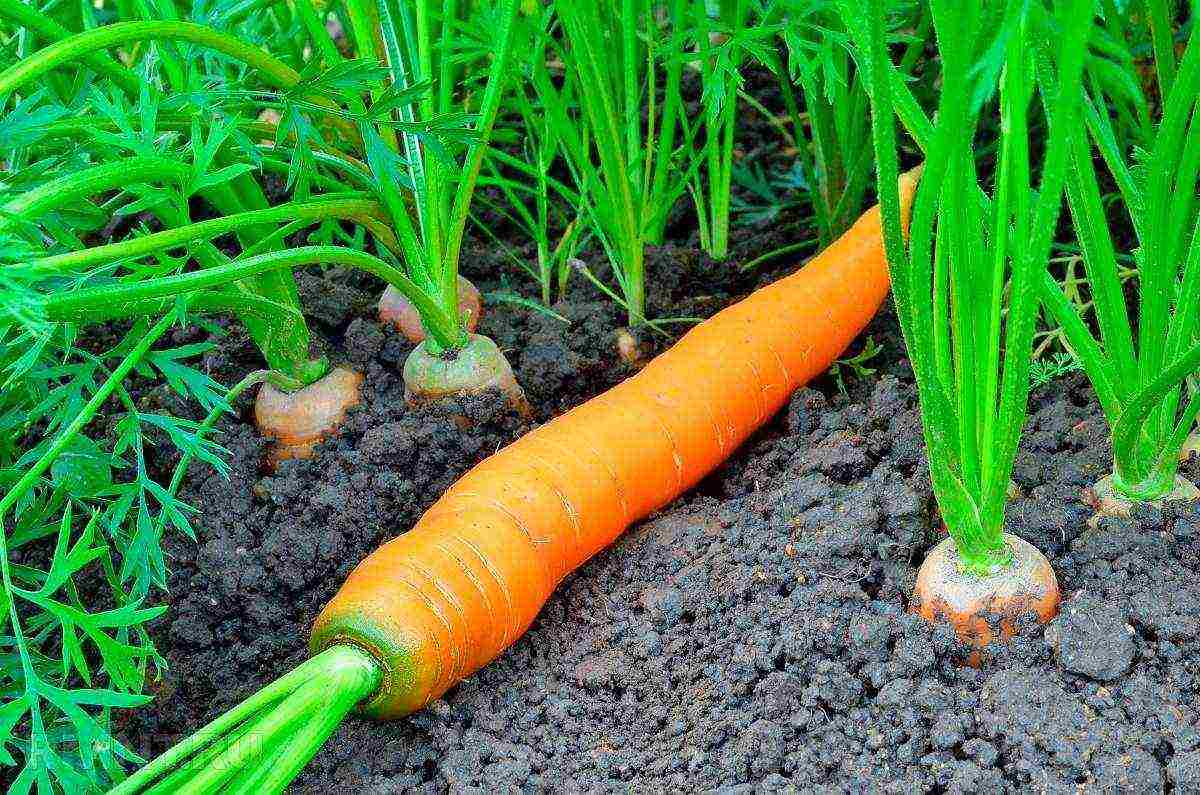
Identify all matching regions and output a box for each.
[312,168,922,720]
[402,333,529,413]
[1180,432,1200,463]
[254,367,362,467]
[379,276,482,344]
[912,533,1060,666]
[1085,473,1200,525]
[615,327,651,368]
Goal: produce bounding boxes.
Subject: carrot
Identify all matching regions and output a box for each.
[913,533,1060,666]
[309,168,922,718]
[380,275,483,343]
[255,366,363,466]
[403,333,530,413]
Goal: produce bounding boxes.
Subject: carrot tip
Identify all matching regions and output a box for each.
[379,277,482,344]
[615,327,650,368]
[912,533,1060,666]
[1085,474,1200,525]
[254,367,363,467]
[403,333,529,414]
[1180,432,1200,463]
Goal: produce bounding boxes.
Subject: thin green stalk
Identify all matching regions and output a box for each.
[0,21,303,96]
[292,0,341,66]
[697,0,745,261]
[0,0,141,94]
[1061,117,1138,388]
[1037,272,1122,421]
[551,0,695,326]
[737,238,818,272]
[1146,0,1177,100]
[0,157,190,231]
[978,15,1029,488]
[441,0,522,297]
[937,0,981,501]
[18,246,456,339]
[362,0,520,350]
[985,2,1089,519]
[1113,341,1200,497]
[111,644,380,795]
[25,197,382,273]
[646,0,687,245]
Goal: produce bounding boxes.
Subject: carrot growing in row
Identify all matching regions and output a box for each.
[111,167,920,793]
[334,0,515,368]
[1040,11,1200,517]
[529,0,699,354]
[847,0,1090,655]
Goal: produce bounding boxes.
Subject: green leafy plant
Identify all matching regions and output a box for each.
[0,0,327,389]
[1029,351,1082,388]
[531,0,700,329]
[0,280,250,790]
[0,0,524,368]
[850,0,1090,573]
[476,7,588,306]
[829,336,882,396]
[329,0,522,353]
[775,0,928,248]
[1040,5,1200,502]
[685,0,759,260]
[0,0,525,785]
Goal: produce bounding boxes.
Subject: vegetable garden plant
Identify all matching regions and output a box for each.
[0,0,1198,791]
[850,0,1089,649]
[1042,0,1200,512]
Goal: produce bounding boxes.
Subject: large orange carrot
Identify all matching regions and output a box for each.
[311,169,920,718]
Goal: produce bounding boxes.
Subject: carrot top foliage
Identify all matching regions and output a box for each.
[531,0,697,329]
[0,297,236,792]
[1042,5,1200,502]
[850,0,1092,573]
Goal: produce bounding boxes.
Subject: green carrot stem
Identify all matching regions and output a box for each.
[1113,341,1200,488]
[0,0,141,93]
[0,21,301,95]
[0,20,356,140]
[0,157,189,231]
[441,0,522,302]
[18,246,460,349]
[26,197,383,273]
[111,645,380,795]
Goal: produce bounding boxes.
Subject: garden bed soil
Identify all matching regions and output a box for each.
[119,239,1200,792]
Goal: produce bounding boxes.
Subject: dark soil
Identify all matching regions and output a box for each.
[118,85,1200,794]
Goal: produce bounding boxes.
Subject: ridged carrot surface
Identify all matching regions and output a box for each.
[310,170,920,718]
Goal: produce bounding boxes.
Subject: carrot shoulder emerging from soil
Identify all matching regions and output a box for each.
[310,169,922,719]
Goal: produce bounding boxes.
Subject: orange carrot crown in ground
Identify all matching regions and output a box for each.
[310,169,921,719]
